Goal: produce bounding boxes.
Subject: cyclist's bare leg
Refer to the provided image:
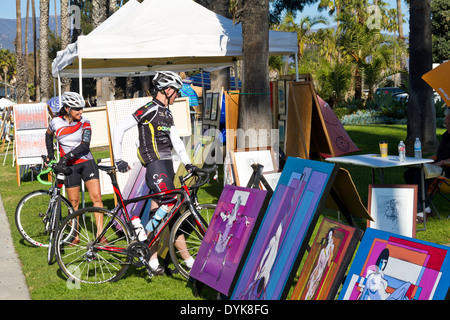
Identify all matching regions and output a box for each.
[85,178,104,238]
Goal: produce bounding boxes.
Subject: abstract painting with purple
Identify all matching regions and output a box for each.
[231,157,338,300]
[339,228,450,300]
[189,185,268,296]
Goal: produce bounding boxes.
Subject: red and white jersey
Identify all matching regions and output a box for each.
[49,116,94,165]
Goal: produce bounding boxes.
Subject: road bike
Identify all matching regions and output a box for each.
[15,157,75,265]
[55,163,218,284]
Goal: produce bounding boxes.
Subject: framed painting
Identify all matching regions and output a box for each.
[230,148,278,187]
[367,184,417,238]
[189,185,269,296]
[290,218,359,300]
[203,92,212,120]
[277,80,286,115]
[339,228,450,300]
[230,157,339,300]
[210,92,219,121]
[260,171,281,192]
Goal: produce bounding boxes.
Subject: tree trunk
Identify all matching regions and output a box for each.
[15,0,29,103]
[39,0,50,101]
[407,0,438,155]
[61,0,71,92]
[237,0,272,149]
[32,0,40,102]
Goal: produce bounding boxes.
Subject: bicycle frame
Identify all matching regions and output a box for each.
[94,166,208,253]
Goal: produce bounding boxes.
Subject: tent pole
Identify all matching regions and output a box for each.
[57,73,62,99]
[79,58,83,97]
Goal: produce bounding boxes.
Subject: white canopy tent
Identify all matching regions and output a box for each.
[51,0,298,83]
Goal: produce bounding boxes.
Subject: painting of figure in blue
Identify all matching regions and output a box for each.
[231,157,338,300]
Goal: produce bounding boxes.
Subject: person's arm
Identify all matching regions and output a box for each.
[45,128,55,162]
[112,115,138,172]
[170,125,197,172]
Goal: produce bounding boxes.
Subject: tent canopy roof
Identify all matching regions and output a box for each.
[52,0,298,78]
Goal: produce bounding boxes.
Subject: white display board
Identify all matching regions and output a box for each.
[13,103,48,166]
[82,106,110,148]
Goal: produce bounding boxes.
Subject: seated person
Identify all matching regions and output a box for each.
[404,107,450,217]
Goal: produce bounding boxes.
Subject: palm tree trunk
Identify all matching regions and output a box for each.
[15,0,29,103]
[238,0,271,148]
[39,0,50,101]
[32,0,40,102]
[61,0,71,92]
[407,0,438,154]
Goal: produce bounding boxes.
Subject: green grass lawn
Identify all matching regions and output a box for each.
[0,125,448,300]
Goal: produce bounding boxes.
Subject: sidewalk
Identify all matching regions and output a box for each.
[0,194,31,300]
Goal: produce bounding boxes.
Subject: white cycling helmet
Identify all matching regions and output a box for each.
[61,92,85,109]
[152,71,183,91]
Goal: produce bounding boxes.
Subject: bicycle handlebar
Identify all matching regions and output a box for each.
[184,164,218,190]
[37,159,57,185]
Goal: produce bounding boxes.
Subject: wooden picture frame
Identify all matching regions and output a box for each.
[277,80,286,115]
[339,228,450,300]
[367,184,417,238]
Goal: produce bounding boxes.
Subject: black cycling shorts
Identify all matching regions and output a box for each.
[65,159,100,188]
[145,159,176,205]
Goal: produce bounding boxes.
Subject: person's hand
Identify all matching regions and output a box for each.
[58,155,68,166]
[185,163,199,173]
[116,160,130,173]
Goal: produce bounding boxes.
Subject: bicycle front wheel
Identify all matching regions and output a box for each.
[15,190,74,247]
[55,207,132,284]
[47,199,60,265]
[169,203,216,279]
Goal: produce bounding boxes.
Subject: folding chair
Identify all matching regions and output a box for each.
[428,167,450,220]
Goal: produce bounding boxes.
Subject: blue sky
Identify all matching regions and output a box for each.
[1,0,409,31]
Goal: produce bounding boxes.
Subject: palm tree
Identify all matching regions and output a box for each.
[61,0,71,92]
[32,0,39,101]
[39,0,50,101]
[15,0,29,103]
[337,11,378,100]
[0,49,15,98]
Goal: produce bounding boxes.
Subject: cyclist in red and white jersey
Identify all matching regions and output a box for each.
[112,71,198,275]
[46,92,104,245]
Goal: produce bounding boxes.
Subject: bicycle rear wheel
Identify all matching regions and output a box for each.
[15,190,74,247]
[169,203,216,279]
[55,207,132,284]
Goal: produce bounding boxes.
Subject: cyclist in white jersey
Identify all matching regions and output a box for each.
[112,71,198,275]
[46,92,104,245]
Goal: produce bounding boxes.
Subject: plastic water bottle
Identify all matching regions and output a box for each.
[414,137,422,159]
[398,140,406,162]
[131,216,147,242]
[146,205,169,233]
